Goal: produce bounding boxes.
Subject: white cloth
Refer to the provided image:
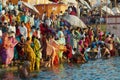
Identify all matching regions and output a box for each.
[18,0,22,6]
[29,17,34,27]
[0,30,2,37]
[8,26,16,38]
[37,30,41,39]
[95,46,101,59]
[8,26,16,33]
[2,0,7,7]
[42,13,46,21]
[57,31,66,45]
[8,4,14,11]
[45,19,52,27]
[19,26,27,39]
[72,49,75,55]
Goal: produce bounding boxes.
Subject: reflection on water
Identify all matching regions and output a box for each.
[0,71,20,80]
[1,57,120,80]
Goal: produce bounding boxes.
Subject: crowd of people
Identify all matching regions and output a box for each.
[0,0,120,78]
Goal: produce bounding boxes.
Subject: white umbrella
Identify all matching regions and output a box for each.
[79,0,91,10]
[63,15,87,28]
[112,7,120,14]
[102,6,114,15]
[91,0,111,10]
[22,1,39,14]
[32,7,39,14]
[62,0,77,4]
[84,1,91,10]
[79,0,85,4]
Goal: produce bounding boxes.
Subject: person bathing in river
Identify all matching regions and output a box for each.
[49,34,59,65]
[19,61,30,79]
[16,35,25,61]
[57,28,66,63]
[24,37,36,72]
[107,40,116,57]
[78,38,87,63]
[102,45,110,58]
[31,36,41,70]
[63,43,73,63]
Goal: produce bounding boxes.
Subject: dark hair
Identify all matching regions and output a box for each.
[111,34,114,38]
[32,36,36,41]
[21,21,24,24]
[59,28,62,31]
[26,37,30,41]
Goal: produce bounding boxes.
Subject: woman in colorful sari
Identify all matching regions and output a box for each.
[49,35,59,65]
[88,27,94,43]
[16,13,21,23]
[41,34,47,60]
[63,43,73,62]
[16,35,25,61]
[31,36,41,70]
[21,12,28,24]
[57,28,66,45]
[24,37,36,72]
[78,38,86,62]
[69,29,74,48]
[108,40,116,57]
[9,34,18,64]
[0,33,18,68]
[57,28,66,63]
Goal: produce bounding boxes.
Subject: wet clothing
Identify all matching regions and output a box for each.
[32,38,41,70]
[24,42,36,72]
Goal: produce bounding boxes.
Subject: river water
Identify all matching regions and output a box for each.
[1,57,120,80]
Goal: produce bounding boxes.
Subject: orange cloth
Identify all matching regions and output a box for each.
[25,22,31,37]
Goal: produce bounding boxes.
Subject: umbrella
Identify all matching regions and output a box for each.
[22,1,39,14]
[91,0,111,10]
[62,0,77,4]
[63,15,87,28]
[102,6,114,15]
[84,1,91,10]
[79,0,85,4]
[79,0,91,10]
[112,7,120,14]
[64,21,71,27]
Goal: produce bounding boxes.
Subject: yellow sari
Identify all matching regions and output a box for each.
[24,42,36,72]
[32,38,41,70]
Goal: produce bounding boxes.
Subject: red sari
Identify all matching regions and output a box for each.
[40,23,46,35]
[64,43,73,59]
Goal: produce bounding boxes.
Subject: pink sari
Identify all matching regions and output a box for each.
[8,37,18,62]
[0,35,18,65]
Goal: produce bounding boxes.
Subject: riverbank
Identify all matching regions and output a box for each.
[1,56,120,80]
